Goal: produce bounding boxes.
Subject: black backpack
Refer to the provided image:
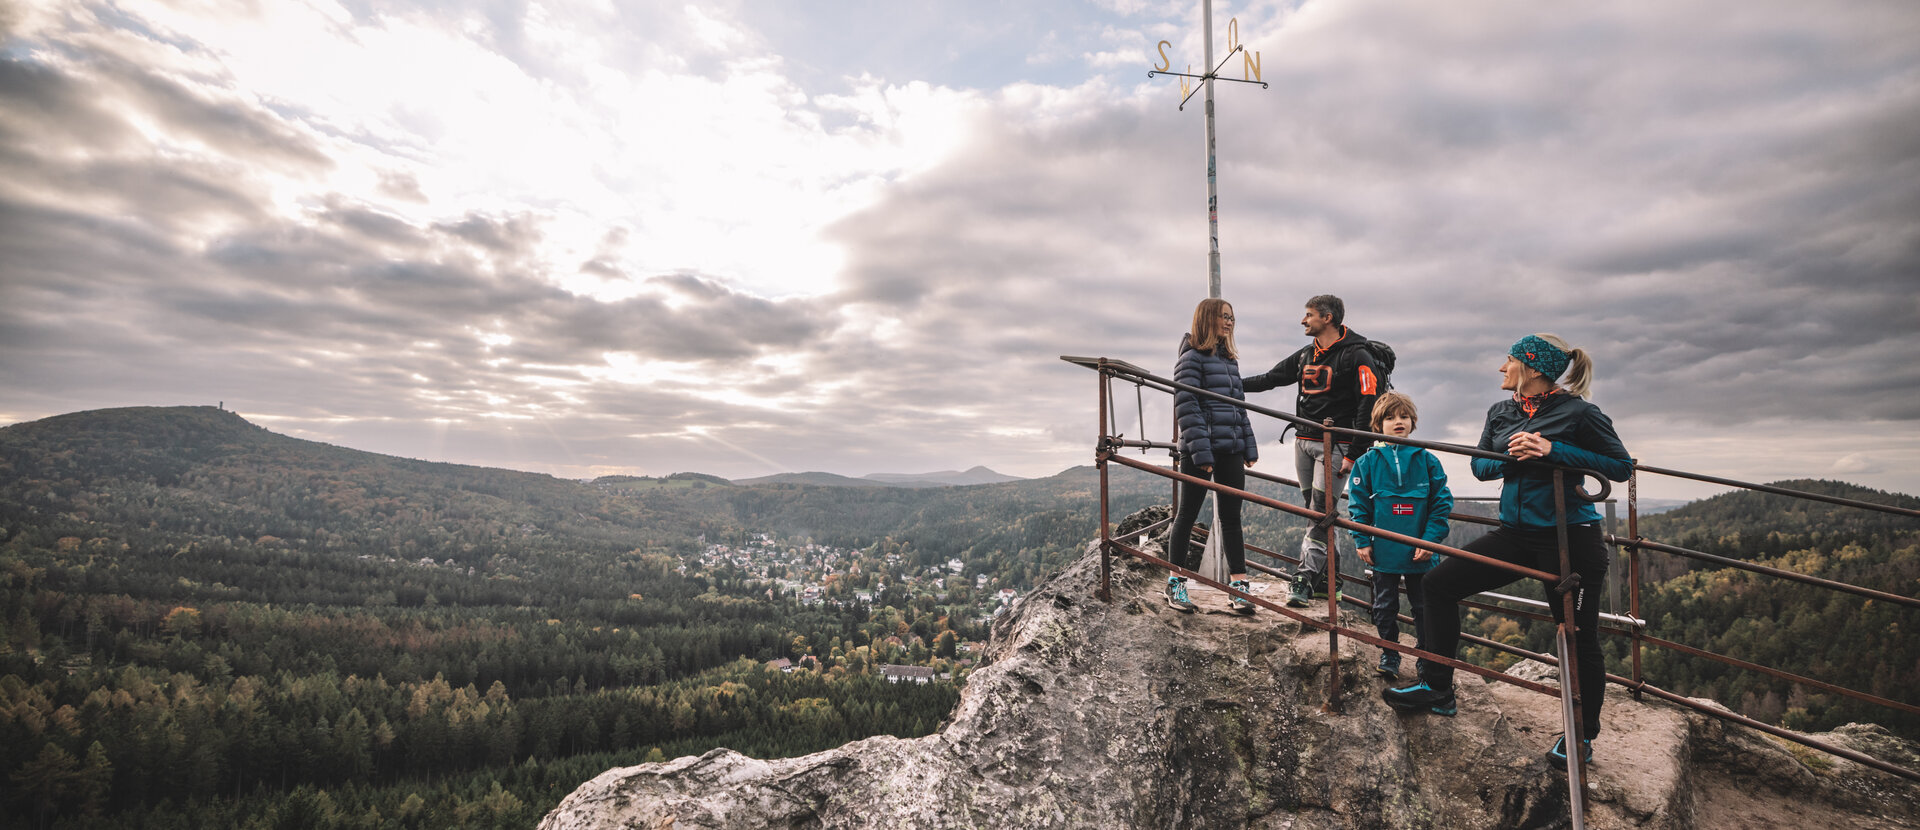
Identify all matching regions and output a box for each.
[1356,340,1396,390]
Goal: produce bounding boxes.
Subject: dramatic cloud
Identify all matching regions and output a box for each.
[1,0,1916,501]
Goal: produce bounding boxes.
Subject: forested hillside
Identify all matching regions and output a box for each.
[4,407,1914,828]
[0,407,1166,829]
[1632,481,1920,736]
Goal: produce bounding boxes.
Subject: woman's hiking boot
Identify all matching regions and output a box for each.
[1165,576,1197,613]
[1546,735,1594,766]
[1382,680,1456,716]
[1229,579,1256,615]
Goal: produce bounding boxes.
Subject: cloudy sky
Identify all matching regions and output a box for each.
[2,0,1916,502]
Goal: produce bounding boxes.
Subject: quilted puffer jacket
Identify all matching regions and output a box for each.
[1173,335,1259,469]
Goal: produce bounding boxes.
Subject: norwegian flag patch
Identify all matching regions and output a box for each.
[1391,503,1416,516]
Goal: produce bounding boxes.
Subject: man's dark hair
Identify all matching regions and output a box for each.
[1306,294,1345,327]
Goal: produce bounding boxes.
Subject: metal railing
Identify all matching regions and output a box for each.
[1065,355,1920,827]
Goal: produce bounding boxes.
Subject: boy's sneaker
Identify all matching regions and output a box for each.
[1228,579,1256,615]
[1286,572,1313,608]
[1382,680,1456,716]
[1546,735,1594,766]
[1165,576,1197,613]
[1377,652,1401,677]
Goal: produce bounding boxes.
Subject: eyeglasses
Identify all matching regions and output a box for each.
[1218,313,1235,322]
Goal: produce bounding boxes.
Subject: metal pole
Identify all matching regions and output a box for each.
[1098,365,1114,603]
[1627,469,1643,693]
[1322,420,1341,713]
[1552,469,1589,825]
[1604,501,1619,614]
[1203,0,1221,299]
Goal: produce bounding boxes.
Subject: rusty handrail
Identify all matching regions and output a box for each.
[1603,533,1920,609]
[1089,358,1616,500]
[1634,463,1920,519]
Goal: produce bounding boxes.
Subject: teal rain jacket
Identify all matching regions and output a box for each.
[1347,442,1453,574]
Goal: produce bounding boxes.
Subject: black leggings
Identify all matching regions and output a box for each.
[1168,451,1246,575]
[1418,524,1610,738]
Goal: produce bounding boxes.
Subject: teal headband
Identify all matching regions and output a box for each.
[1510,335,1569,381]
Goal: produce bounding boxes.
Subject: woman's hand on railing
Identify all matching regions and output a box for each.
[1508,431,1552,460]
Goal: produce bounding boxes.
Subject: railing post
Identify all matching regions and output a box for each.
[1627,469,1643,694]
[1552,469,1589,826]
[1321,419,1342,713]
[1170,389,1181,540]
[1096,364,1113,603]
[1604,500,1620,617]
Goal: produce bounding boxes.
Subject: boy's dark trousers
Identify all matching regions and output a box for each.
[1370,569,1428,673]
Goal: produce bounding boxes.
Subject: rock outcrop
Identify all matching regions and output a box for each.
[540,514,1920,829]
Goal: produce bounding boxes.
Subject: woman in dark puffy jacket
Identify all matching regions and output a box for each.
[1382,333,1632,768]
[1164,298,1259,615]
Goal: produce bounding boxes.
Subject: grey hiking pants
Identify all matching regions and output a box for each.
[1293,437,1348,578]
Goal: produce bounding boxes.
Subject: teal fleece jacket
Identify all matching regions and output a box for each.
[1469,392,1633,529]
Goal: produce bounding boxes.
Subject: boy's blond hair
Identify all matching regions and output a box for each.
[1370,391,1418,432]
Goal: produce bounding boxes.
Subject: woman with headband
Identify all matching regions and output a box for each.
[1382,334,1633,766]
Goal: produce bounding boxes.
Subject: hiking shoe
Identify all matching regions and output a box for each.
[1382,680,1456,716]
[1165,576,1197,613]
[1377,652,1401,678]
[1286,572,1313,608]
[1228,579,1256,615]
[1546,735,1593,766]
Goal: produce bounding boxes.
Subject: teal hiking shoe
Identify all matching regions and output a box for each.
[1228,579,1256,615]
[1382,680,1456,716]
[1546,735,1593,766]
[1165,576,1197,613]
[1376,652,1401,678]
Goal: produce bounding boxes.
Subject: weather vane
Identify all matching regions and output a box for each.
[1149,2,1268,300]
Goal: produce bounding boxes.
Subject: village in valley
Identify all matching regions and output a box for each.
[689,532,1017,684]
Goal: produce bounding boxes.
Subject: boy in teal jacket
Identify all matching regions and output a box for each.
[1348,392,1453,677]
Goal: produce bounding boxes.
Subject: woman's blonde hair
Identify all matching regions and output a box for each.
[1189,298,1237,359]
[1533,333,1594,398]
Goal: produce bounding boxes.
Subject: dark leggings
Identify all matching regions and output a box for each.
[1168,451,1247,575]
[1418,524,1610,738]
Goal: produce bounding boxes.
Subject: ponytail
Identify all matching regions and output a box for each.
[1562,348,1593,398]
[1533,333,1594,398]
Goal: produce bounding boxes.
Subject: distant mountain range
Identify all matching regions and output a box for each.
[734,466,1024,489]
[0,407,1157,576]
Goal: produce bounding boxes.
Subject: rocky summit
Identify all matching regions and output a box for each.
[539,510,1920,829]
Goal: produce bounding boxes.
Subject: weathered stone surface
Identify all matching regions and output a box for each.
[540,519,1920,830]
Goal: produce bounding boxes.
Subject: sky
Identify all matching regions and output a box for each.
[2,0,1917,503]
